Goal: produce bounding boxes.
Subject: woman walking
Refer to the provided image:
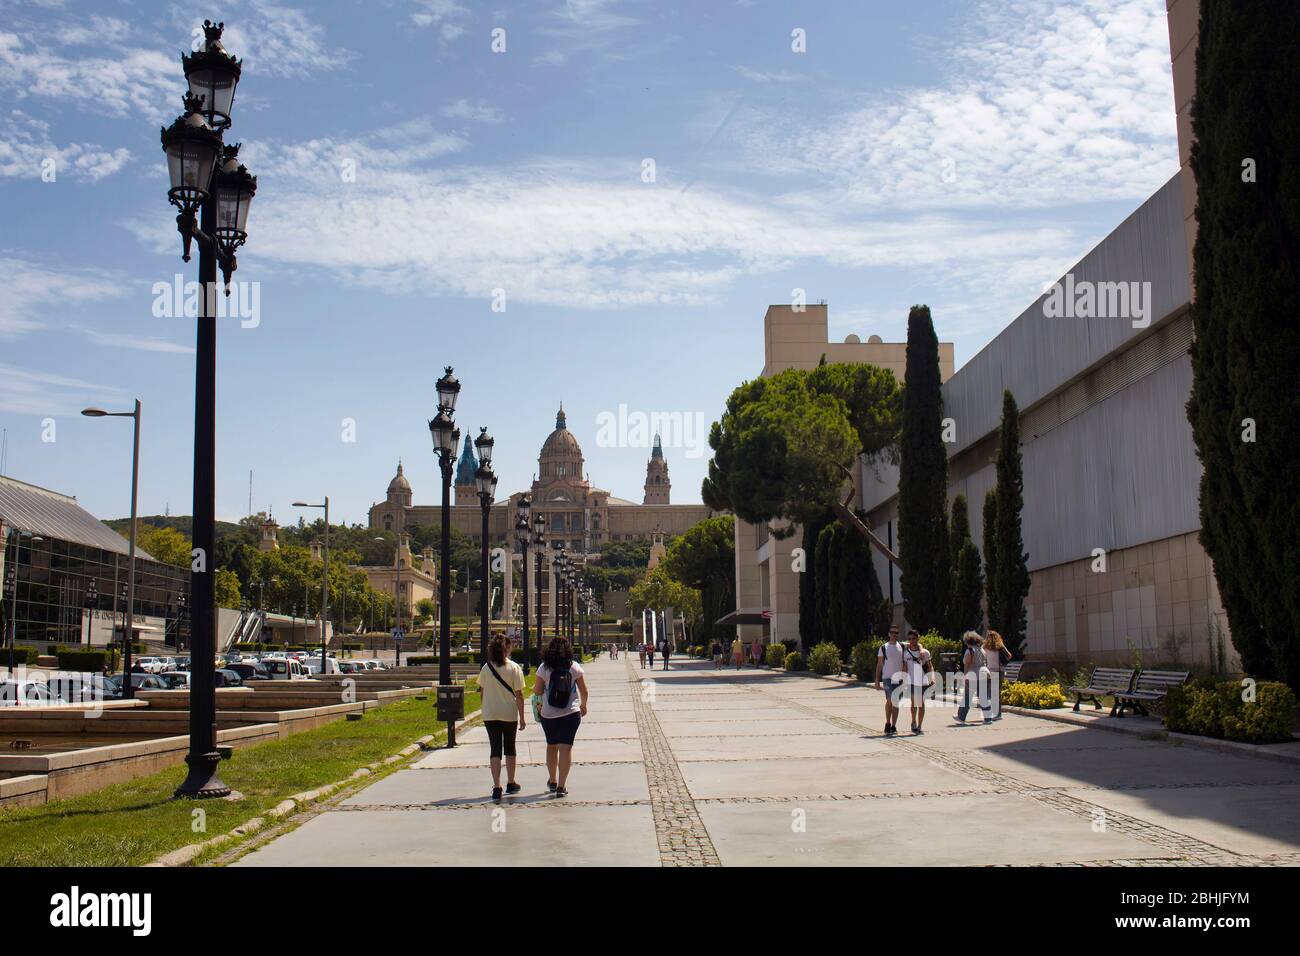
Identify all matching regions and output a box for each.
[661,639,672,670]
[954,631,991,724]
[711,639,723,669]
[901,628,933,733]
[646,640,655,669]
[478,634,526,801]
[983,630,1010,720]
[534,636,589,798]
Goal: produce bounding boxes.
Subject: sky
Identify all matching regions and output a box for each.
[0,0,1181,527]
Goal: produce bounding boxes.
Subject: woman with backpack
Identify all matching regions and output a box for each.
[533,636,589,798]
[478,633,526,801]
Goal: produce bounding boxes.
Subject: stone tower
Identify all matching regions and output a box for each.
[258,514,280,552]
[642,433,670,504]
[454,434,478,506]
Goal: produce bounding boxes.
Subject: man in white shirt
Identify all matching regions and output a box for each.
[873,625,905,735]
[901,628,933,734]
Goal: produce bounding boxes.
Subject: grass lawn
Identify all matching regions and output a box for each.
[0,687,481,867]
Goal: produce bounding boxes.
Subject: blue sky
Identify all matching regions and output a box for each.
[0,0,1180,526]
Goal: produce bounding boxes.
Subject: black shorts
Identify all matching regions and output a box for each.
[484,720,518,758]
[540,711,581,746]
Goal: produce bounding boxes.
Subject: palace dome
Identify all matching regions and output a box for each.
[539,404,583,461]
[387,461,411,494]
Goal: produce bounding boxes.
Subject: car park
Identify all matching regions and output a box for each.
[0,679,60,706]
[224,662,271,682]
[258,658,308,680]
[156,672,191,689]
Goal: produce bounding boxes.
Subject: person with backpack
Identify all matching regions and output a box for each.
[661,639,672,670]
[901,628,934,734]
[478,633,526,801]
[954,630,991,724]
[533,636,589,798]
[873,624,905,735]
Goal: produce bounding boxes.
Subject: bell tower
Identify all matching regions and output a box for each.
[454,434,478,506]
[643,433,670,504]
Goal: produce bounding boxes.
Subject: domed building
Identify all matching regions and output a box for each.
[368,404,713,624]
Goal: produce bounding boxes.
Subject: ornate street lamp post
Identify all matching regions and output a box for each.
[428,367,460,744]
[516,495,532,675]
[473,426,496,665]
[293,498,329,674]
[162,20,257,800]
[533,513,546,659]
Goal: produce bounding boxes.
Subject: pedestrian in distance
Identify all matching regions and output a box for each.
[638,641,647,668]
[982,630,1009,720]
[731,635,745,668]
[662,639,672,670]
[646,640,656,669]
[873,624,905,734]
[901,628,933,733]
[533,636,589,798]
[478,633,526,801]
[711,638,723,669]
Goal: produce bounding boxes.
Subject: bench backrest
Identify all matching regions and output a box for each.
[1003,661,1025,683]
[1087,667,1136,691]
[1133,669,1191,693]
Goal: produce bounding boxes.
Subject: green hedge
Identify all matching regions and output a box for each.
[783,651,806,672]
[1164,680,1297,744]
[57,649,116,672]
[4,646,38,666]
[850,640,876,682]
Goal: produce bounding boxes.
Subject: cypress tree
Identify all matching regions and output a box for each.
[826,511,879,657]
[982,488,999,632]
[948,494,984,636]
[993,390,1029,654]
[1186,1,1300,686]
[814,523,835,651]
[799,508,834,650]
[897,305,950,633]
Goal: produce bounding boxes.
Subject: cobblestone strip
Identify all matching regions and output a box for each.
[627,657,721,866]
[722,677,1251,866]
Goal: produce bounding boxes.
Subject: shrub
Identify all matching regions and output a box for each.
[808,641,841,676]
[850,641,876,682]
[765,643,787,668]
[57,649,115,672]
[783,651,806,672]
[4,646,38,666]
[1165,680,1296,744]
[918,630,962,658]
[1001,680,1066,709]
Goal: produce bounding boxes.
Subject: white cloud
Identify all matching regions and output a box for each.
[441,99,504,124]
[0,363,123,416]
[733,67,806,84]
[0,257,126,337]
[0,110,131,181]
[409,0,470,34]
[78,327,195,355]
[728,0,1179,208]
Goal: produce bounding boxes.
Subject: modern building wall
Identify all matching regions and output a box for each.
[859,176,1234,668]
[1167,0,1200,276]
[731,305,953,645]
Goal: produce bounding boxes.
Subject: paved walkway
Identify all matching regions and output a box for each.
[234,655,1300,867]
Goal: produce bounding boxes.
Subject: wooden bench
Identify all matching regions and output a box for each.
[1067,666,1135,714]
[1114,669,1191,718]
[1001,661,1025,685]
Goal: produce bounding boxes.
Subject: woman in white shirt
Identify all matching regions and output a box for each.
[478,634,526,801]
[533,636,589,798]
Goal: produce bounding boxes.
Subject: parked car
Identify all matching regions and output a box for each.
[224,662,271,682]
[47,673,122,702]
[0,679,60,706]
[213,668,244,688]
[156,671,191,689]
[112,673,168,691]
[259,658,308,680]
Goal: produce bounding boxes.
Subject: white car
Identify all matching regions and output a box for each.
[260,658,309,680]
[134,657,167,674]
[0,679,60,706]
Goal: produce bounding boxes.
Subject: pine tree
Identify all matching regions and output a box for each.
[993,390,1029,654]
[799,508,834,650]
[948,494,984,636]
[897,305,950,633]
[982,488,999,632]
[1185,1,1300,687]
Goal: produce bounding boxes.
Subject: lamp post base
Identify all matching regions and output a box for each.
[173,751,232,799]
[445,719,457,748]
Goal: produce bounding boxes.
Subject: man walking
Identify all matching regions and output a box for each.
[902,628,933,734]
[873,625,904,734]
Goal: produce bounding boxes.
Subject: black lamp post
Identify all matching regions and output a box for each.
[428,367,460,745]
[533,513,546,659]
[516,495,531,675]
[163,20,257,801]
[553,548,567,644]
[474,426,496,665]
[293,498,330,674]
